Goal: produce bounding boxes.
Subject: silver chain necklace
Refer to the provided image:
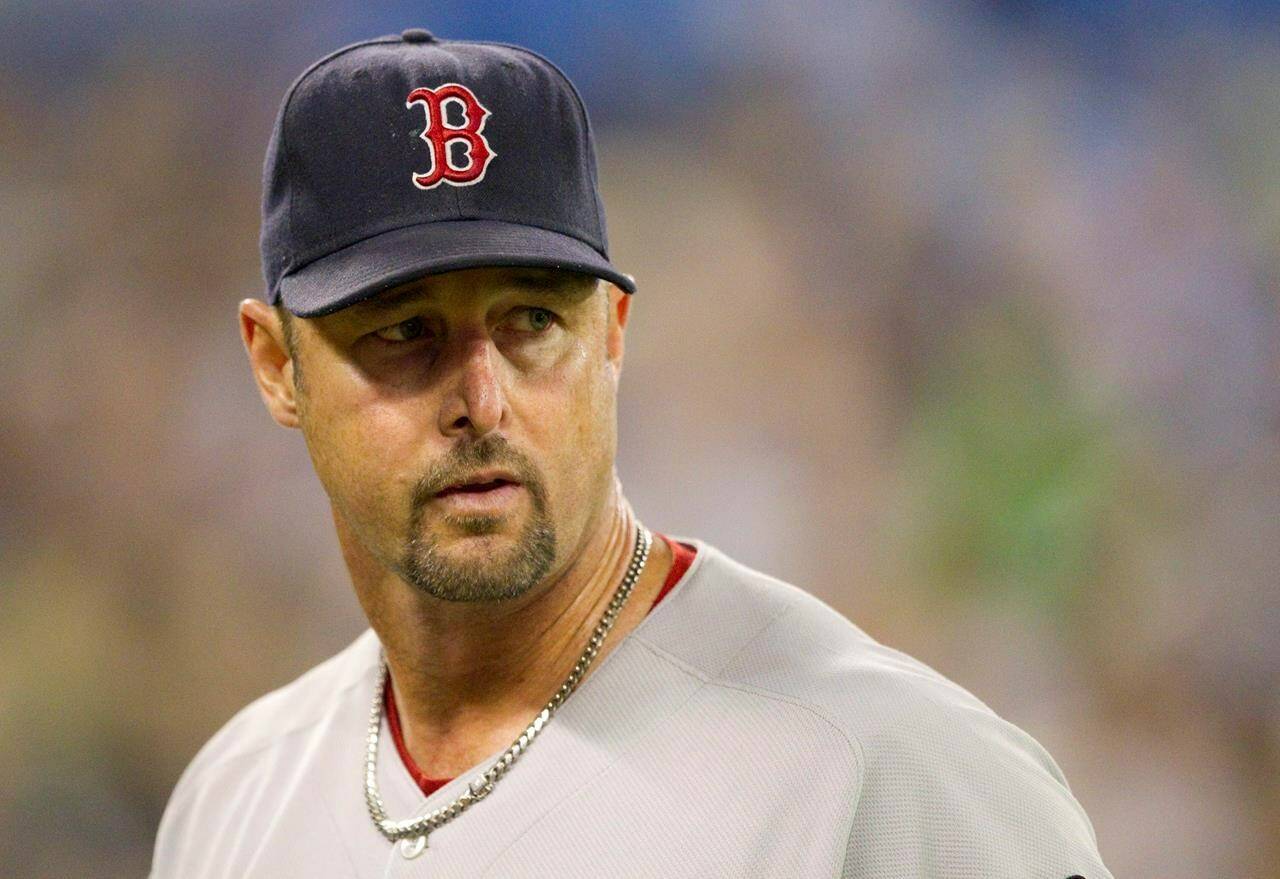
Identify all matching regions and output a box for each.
[364,523,653,859]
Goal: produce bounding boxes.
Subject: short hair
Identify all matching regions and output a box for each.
[274,304,304,392]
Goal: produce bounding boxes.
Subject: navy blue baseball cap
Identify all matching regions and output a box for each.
[260,28,636,317]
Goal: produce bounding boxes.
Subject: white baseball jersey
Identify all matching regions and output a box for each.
[150,536,1114,878]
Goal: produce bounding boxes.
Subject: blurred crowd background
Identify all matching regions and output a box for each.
[3,1,1278,876]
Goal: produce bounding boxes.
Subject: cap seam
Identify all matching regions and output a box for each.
[278,35,406,302]
[280,108,293,306]
[442,38,606,249]
[281,35,405,103]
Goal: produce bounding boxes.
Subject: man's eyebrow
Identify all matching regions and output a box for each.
[507,272,596,295]
[352,272,595,316]
[494,272,598,303]
[351,285,426,315]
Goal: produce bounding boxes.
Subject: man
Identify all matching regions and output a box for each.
[150,28,1114,879]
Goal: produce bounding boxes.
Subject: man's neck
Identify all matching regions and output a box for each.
[342,490,674,780]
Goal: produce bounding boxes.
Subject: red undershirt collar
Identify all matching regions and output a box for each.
[384,532,698,797]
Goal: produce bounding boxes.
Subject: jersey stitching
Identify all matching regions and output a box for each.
[474,644,714,877]
[164,655,374,815]
[477,600,865,876]
[839,745,868,879]
[315,774,367,879]
[704,678,865,879]
[634,634,867,879]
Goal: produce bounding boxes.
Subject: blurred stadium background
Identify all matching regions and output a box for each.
[2,1,1278,876]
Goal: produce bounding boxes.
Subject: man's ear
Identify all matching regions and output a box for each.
[605,281,631,380]
[239,298,301,429]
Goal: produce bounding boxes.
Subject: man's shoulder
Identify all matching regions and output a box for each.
[650,538,1010,742]
[648,538,1082,808]
[170,627,380,801]
[652,539,1110,877]
[151,629,381,877]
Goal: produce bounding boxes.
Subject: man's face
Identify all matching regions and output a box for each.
[283,266,626,603]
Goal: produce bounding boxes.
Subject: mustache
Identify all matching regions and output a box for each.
[410,434,543,508]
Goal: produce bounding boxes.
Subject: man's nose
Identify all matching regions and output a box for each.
[438,334,507,437]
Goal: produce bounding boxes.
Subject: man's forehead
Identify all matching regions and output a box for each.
[339,267,598,318]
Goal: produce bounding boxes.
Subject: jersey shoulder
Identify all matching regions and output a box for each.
[650,539,1114,879]
[150,628,380,877]
[645,538,1010,739]
[175,627,379,790]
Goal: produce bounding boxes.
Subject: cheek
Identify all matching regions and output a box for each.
[534,340,617,498]
[299,373,426,524]
[573,353,615,453]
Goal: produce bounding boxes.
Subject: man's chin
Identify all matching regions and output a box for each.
[439,514,517,540]
[400,518,556,603]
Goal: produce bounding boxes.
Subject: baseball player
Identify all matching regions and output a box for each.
[150,28,1115,878]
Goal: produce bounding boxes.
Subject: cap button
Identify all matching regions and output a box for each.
[401,28,435,43]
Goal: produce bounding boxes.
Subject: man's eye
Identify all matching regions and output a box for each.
[517,307,555,332]
[374,316,426,343]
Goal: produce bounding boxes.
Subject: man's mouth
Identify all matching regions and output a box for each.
[431,474,524,512]
[434,472,522,497]
[438,479,512,496]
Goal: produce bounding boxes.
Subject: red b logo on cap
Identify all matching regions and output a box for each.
[406,83,496,189]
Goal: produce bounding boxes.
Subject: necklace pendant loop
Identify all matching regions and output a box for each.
[399,834,427,858]
[469,776,494,801]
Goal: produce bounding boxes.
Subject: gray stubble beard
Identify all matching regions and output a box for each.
[398,451,557,602]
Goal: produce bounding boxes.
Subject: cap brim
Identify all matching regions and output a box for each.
[275,219,636,317]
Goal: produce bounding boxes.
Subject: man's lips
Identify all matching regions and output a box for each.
[436,479,513,496]
[431,476,524,512]
[434,471,523,497]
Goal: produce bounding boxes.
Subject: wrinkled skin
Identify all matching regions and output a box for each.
[237,266,673,778]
